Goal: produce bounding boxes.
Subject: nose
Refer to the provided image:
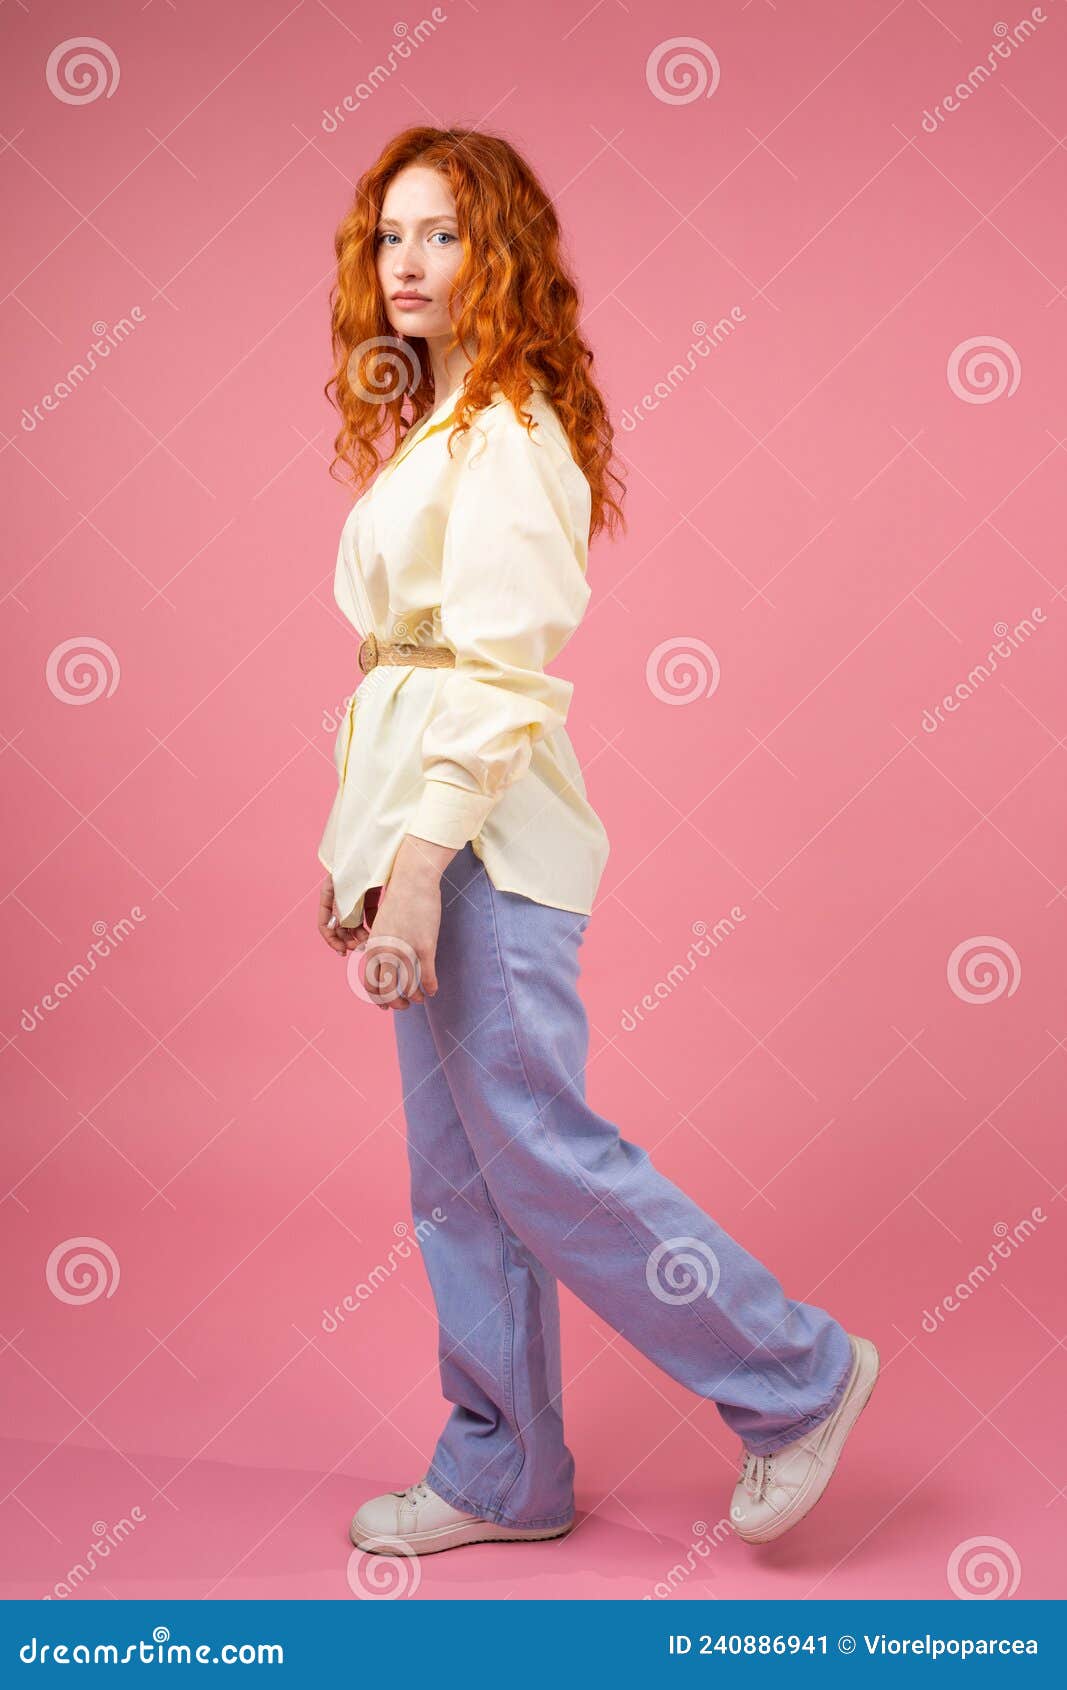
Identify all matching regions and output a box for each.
[390,237,423,279]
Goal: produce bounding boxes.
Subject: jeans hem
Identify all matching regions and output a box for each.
[740,1334,855,1456]
[426,1464,575,1530]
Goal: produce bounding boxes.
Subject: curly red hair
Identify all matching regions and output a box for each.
[325,126,626,542]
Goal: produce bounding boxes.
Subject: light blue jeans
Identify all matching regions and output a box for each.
[393,844,854,1530]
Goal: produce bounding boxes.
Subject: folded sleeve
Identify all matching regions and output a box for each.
[406,402,592,850]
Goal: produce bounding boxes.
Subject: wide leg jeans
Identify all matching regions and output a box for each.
[392,844,854,1530]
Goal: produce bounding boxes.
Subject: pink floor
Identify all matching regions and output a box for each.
[4,1291,1064,1601]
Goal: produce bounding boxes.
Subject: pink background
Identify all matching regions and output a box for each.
[3,0,1064,1603]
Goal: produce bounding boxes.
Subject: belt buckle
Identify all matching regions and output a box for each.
[358,631,379,674]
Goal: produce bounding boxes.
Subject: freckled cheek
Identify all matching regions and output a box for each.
[430,255,464,310]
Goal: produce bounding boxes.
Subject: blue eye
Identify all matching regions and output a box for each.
[376,230,456,246]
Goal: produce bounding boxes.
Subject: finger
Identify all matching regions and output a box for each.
[364,948,400,1007]
[364,938,420,1009]
[317,882,348,955]
[318,914,346,955]
[418,950,438,997]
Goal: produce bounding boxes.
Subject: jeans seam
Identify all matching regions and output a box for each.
[481,1171,527,1518]
[477,871,530,1520]
[481,880,832,1441]
[397,970,527,1523]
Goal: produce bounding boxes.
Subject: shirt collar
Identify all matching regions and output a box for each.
[379,378,545,482]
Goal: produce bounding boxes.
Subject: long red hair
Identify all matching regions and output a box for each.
[325,126,626,542]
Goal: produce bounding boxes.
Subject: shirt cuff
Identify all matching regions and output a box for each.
[407,779,498,849]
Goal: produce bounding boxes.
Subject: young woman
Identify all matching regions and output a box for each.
[316,127,879,1557]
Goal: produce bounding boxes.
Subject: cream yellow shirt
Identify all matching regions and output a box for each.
[317,381,611,931]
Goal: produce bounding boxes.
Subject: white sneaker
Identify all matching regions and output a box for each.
[348,1477,575,1555]
[729,1333,880,1544]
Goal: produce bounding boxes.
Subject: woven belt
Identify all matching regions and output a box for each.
[358,631,456,674]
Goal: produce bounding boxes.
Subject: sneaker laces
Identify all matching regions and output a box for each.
[739,1449,774,1503]
[399,1478,431,1506]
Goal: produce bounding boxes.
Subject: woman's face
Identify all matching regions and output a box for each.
[376,165,464,346]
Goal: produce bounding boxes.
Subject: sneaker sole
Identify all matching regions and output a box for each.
[733,1333,880,1545]
[350,1518,576,1555]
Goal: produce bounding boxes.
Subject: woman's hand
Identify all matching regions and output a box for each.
[362,835,455,1011]
[317,873,380,955]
